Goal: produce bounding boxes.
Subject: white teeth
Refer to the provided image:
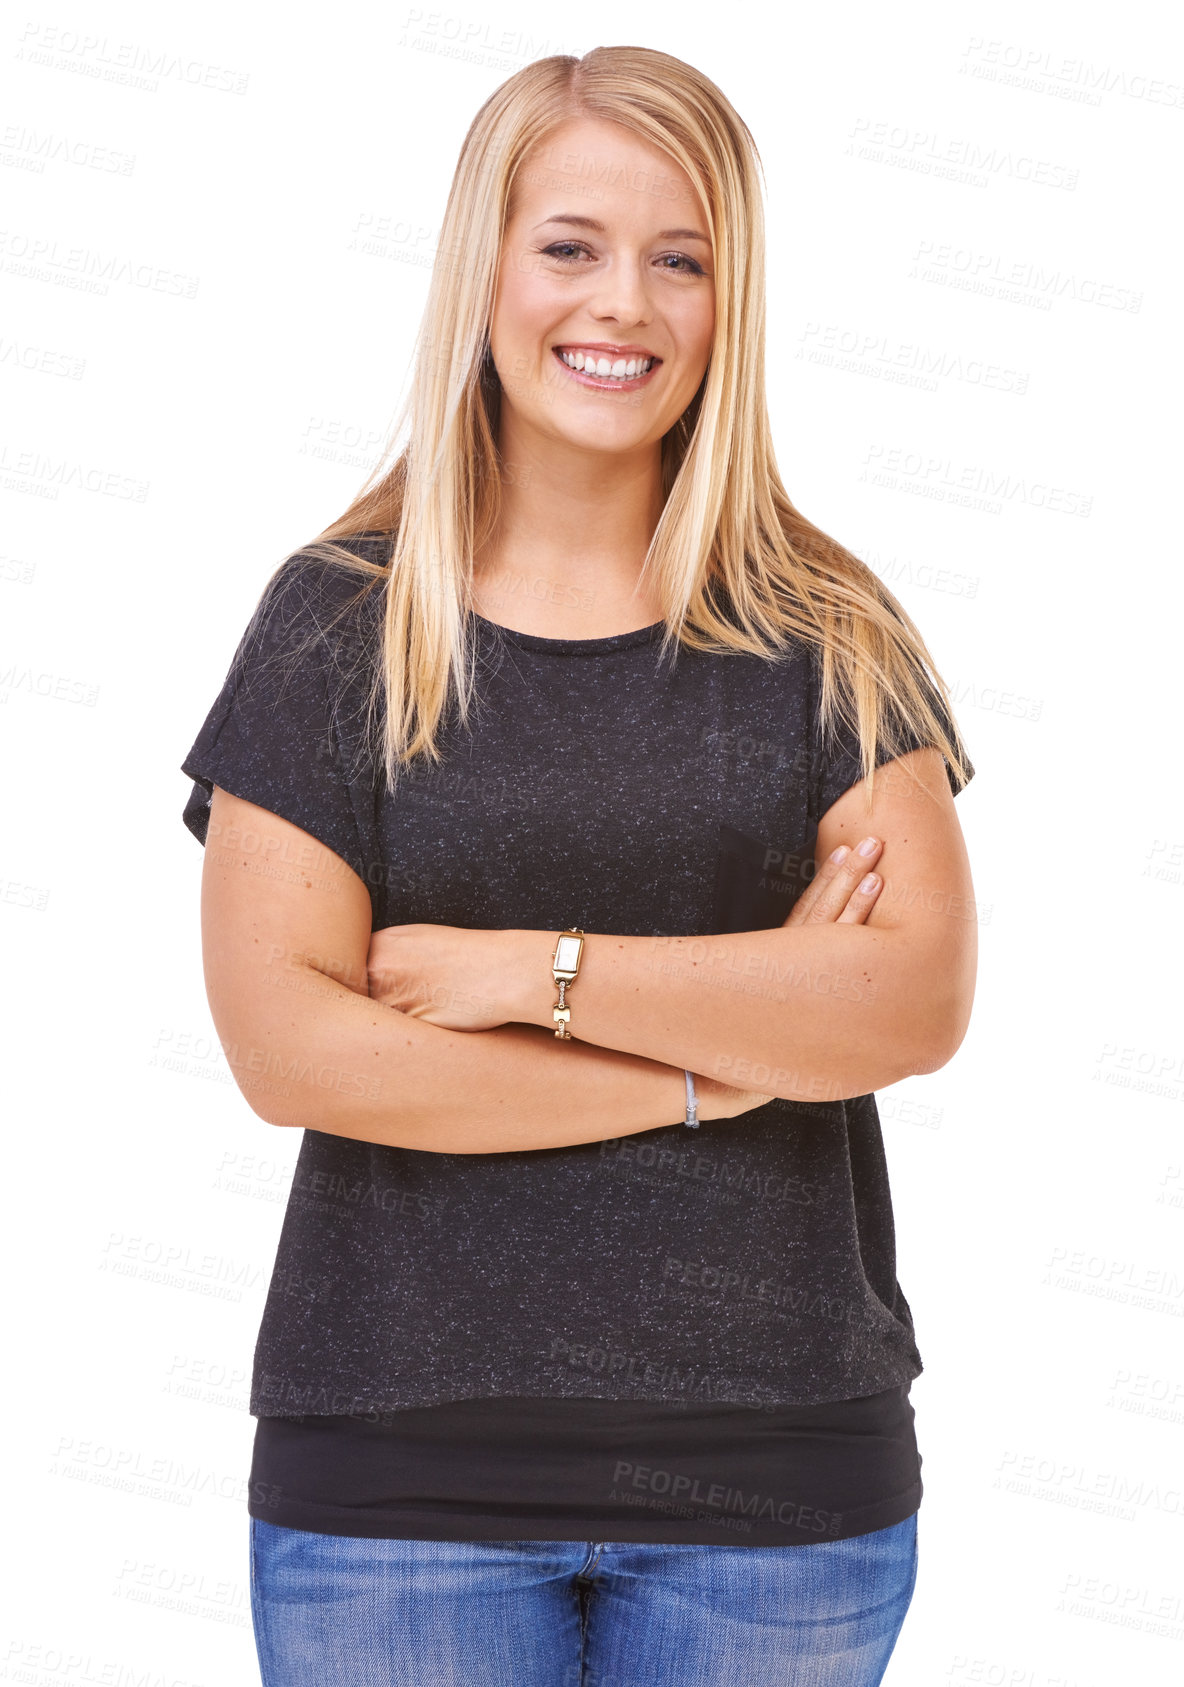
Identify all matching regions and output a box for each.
[558,349,653,380]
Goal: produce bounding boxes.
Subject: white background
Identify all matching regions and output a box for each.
[3,1,1182,1682]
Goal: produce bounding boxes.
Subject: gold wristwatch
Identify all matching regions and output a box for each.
[551,928,585,1039]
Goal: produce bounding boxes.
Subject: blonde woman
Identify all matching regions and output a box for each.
[182,45,976,1687]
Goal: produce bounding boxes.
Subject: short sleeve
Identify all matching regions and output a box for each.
[809,646,975,824]
[180,555,375,904]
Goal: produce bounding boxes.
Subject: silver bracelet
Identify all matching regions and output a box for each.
[684,1069,700,1129]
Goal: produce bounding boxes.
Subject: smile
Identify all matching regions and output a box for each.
[552,347,660,390]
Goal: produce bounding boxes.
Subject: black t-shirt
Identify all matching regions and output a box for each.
[181,532,972,1542]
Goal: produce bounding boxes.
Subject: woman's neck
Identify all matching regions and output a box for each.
[468,549,664,639]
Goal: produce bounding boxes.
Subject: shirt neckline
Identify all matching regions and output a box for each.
[469,611,667,655]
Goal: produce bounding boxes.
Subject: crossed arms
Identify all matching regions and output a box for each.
[196,747,976,1153]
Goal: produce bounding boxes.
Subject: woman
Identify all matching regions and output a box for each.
[181,45,976,1687]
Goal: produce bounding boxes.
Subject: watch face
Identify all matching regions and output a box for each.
[554,935,582,973]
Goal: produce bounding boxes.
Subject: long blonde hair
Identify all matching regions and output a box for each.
[273,45,974,812]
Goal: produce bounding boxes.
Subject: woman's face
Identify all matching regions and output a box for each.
[488,116,716,461]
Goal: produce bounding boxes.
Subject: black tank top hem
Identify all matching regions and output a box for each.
[247,1385,922,1548]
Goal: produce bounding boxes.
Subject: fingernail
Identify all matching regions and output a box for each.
[830,846,850,864]
[858,836,879,857]
[859,873,879,893]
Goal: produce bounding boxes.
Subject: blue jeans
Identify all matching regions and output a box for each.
[249,1512,918,1685]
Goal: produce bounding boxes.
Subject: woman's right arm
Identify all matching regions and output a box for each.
[198,787,763,1154]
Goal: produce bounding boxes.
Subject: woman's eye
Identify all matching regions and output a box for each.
[539,242,704,276]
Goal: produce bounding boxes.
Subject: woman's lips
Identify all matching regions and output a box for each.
[551,346,661,391]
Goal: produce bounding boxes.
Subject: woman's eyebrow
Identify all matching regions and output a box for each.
[532,213,711,246]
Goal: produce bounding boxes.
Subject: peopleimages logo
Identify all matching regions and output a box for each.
[661,1256,860,1323]
[547,1337,779,1411]
[598,1136,817,1205]
[611,1460,843,1535]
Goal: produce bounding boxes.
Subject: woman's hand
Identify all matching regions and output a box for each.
[694,835,886,1117]
[694,1071,779,1120]
[782,836,883,927]
[366,924,518,1030]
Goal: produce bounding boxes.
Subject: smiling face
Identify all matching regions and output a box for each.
[488,116,716,460]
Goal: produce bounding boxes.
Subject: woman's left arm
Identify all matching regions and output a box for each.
[368,748,977,1106]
